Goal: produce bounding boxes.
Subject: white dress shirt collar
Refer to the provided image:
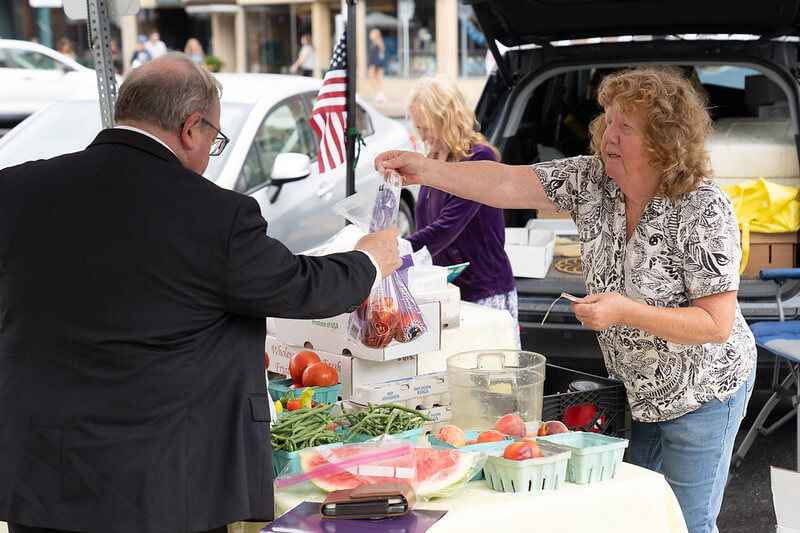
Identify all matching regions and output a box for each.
[114,125,177,157]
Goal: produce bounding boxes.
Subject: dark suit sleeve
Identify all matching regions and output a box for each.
[224,196,374,318]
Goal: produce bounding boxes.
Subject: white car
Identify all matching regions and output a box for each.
[0,38,98,130]
[0,73,417,253]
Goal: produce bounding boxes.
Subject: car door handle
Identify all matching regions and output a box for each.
[317,182,335,197]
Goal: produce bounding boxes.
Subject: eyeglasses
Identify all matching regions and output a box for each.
[201,118,230,156]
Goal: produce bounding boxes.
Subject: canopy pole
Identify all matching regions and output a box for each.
[345,0,358,197]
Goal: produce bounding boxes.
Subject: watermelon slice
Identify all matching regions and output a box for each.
[298,445,476,497]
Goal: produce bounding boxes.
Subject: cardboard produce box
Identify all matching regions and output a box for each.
[504,227,555,278]
[771,466,800,533]
[412,284,460,329]
[407,266,460,328]
[274,300,441,362]
[265,335,417,400]
[742,231,799,276]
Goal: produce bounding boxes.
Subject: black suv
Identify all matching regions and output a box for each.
[468,0,800,370]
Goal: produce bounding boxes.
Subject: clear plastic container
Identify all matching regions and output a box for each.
[446,350,546,431]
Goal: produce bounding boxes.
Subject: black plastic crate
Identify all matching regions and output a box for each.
[542,364,628,437]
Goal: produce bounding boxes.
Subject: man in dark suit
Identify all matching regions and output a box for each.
[0,53,401,533]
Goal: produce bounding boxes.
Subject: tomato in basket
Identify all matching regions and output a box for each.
[289,350,320,384]
[302,362,338,387]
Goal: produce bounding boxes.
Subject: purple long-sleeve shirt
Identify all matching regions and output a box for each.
[406,144,515,302]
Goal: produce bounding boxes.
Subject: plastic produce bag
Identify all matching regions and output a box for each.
[275,439,416,491]
[333,173,428,348]
[275,438,483,501]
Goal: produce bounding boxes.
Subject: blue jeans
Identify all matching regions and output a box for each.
[630,363,756,533]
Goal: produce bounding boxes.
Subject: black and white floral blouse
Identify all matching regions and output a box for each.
[533,155,756,422]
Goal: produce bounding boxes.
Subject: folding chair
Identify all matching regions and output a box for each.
[731,268,800,471]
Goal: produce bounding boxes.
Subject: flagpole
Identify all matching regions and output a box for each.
[345,0,358,197]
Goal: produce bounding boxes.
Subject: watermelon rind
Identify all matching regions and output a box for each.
[414,447,479,497]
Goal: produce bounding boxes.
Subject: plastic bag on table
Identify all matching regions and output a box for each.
[333,173,428,347]
[275,439,416,492]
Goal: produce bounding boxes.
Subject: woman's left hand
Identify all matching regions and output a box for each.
[572,292,630,331]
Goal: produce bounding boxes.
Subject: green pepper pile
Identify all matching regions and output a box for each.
[270,404,340,452]
[337,403,432,441]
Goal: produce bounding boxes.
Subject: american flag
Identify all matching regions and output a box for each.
[310,32,347,173]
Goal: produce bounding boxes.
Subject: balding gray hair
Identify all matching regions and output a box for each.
[114,52,222,132]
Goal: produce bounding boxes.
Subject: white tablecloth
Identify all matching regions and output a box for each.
[417,301,520,375]
[272,462,687,533]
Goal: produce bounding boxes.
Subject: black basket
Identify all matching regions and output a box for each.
[542,364,628,437]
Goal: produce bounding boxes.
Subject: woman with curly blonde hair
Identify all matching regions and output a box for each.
[404,76,517,338]
[378,67,756,533]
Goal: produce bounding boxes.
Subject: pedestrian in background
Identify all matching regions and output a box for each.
[145,31,167,60]
[184,38,205,65]
[0,52,401,533]
[289,33,315,77]
[56,37,76,60]
[367,28,386,102]
[404,75,519,342]
[130,34,151,69]
[110,38,122,74]
[377,67,757,533]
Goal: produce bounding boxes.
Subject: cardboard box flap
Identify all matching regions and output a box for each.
[772,466,800,531]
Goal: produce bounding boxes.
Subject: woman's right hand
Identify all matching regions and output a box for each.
[374,150,429,186]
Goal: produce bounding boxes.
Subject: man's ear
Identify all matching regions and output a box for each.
[180,113,204,150]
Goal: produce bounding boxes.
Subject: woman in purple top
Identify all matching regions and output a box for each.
[406,76,518,340]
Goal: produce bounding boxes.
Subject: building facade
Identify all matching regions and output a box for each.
[2,0,490,103]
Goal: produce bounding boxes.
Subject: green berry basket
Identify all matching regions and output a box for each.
[483,444,571,492]
[535,432,628,484]
[427,430,514,480]
[268,378,342,405]
[271,442,343,479]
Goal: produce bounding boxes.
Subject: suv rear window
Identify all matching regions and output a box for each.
[501,63,794,183]
[499,63,797,282]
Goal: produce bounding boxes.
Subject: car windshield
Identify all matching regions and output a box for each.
[0,100,249,182]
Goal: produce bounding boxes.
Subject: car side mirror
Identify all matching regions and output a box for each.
[270,152,311,184]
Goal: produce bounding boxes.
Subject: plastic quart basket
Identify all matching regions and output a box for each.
[536,432,628,484]
[483,444,571,493]
[268,378,342,405]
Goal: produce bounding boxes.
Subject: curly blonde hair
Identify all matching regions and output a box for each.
[588,68,712,200]
[408,76,499,162]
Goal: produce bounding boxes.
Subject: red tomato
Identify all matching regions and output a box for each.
[361,319,393,348]
[265,351,270,369]
[289,383,301,390]
[289,350,320,384]
[302,362,338,387]
[503,441,534,461]
[286,399,302,411]
[368,297,400,326]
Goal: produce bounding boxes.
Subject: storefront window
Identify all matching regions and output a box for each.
[245,5,311,74]
[366,0,434,78]
[458,4,487,77]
